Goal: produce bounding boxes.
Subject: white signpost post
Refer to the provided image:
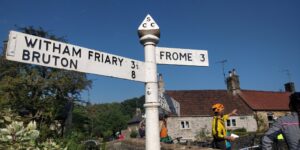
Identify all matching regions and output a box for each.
[5,14,209,150]
[138,14,161,150]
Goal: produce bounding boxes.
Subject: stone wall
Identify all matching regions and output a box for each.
[106,139,217,150]
[167,115,257,141]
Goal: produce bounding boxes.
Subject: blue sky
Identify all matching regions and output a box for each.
[0,0,299,103]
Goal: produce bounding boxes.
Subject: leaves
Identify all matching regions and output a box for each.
[0,26,91,140]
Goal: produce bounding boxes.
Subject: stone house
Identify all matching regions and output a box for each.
[160,69,295,141]
[125,108,144,138]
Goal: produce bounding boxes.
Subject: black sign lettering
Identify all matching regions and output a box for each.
[200,54,205,62]
[118,58,123,67]
[188,53,192,61]
[24,36,82,58]
[94,52,101,61]
[53,43,61,53]
[166,52,172,60]
[172,52,178,60]
[112,56,118,65]
[88,51,93,60]
[70,59,78,69]
[72,48,81,58]
[160,51,193,62]
[104,55,111,64]
[61,57,69,67]
[43,40,51,51]
[132,71,136,79]
[32,51,40,63]
[160,51,164,60]
[179,53,187,61]
[62,46,70,55]
[42,53,50,64]
[25,36,37,48]
[52,55,59,66]
[22,49,30,61]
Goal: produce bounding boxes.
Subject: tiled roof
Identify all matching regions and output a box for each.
[128,114,143,125]
[166,90,254,116]
[238,90,291,111]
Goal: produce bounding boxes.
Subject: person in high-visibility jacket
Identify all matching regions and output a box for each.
[211,103,238,150]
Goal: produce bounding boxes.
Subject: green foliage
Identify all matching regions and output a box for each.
[0,121,39,149]
[121,96,145,118]
[101,142,106,150]
[71,105,90,136]
[232,128,247,133]
[64,131,85,150]
[70,98,145,141]
[0,26,91,141]
[130,130,138,138]
[0,110,66,150]
[39,139,67,150]
[90,103,129,140]
[195,127,211,142]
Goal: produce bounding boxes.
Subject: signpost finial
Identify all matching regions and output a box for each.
[138,14,160,40]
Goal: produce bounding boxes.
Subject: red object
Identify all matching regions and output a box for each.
[118,134,125,140]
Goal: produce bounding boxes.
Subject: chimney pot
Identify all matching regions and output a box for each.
[284,82,296,93]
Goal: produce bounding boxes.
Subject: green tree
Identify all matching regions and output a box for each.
[88,103,129,140]
[0,26,91,140]
[120,96,145,118]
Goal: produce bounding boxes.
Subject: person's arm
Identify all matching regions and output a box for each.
[228,109,237,117]
[262,119,282,150]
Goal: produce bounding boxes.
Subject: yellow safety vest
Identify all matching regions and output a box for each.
[212,114,229,139]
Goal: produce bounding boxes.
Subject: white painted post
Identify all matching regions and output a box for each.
[138,15,160,150]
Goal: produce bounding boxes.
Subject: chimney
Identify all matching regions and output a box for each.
[158,73,165,94]
[226,69,240,95]
[135,108,142,116]
[284,82,295,93]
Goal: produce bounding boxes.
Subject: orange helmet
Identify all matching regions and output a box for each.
[212,103,224,113]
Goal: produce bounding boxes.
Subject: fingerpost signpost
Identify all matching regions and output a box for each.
[5,14,209,150]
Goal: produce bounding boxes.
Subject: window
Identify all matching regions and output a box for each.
[227,120,231,126]
[267,115,273,121]
[227,119,236,127]
[180,121,190,129]
[232,119,236,126]
[267,113,274,127]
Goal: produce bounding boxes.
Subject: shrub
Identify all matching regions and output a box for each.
[130,130,138,138]
[0,109,66,149]
[233,128,247,133]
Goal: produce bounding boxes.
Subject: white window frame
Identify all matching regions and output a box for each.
[231,119,236,127]
[180,120,191,129]
[227,119,237,127]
